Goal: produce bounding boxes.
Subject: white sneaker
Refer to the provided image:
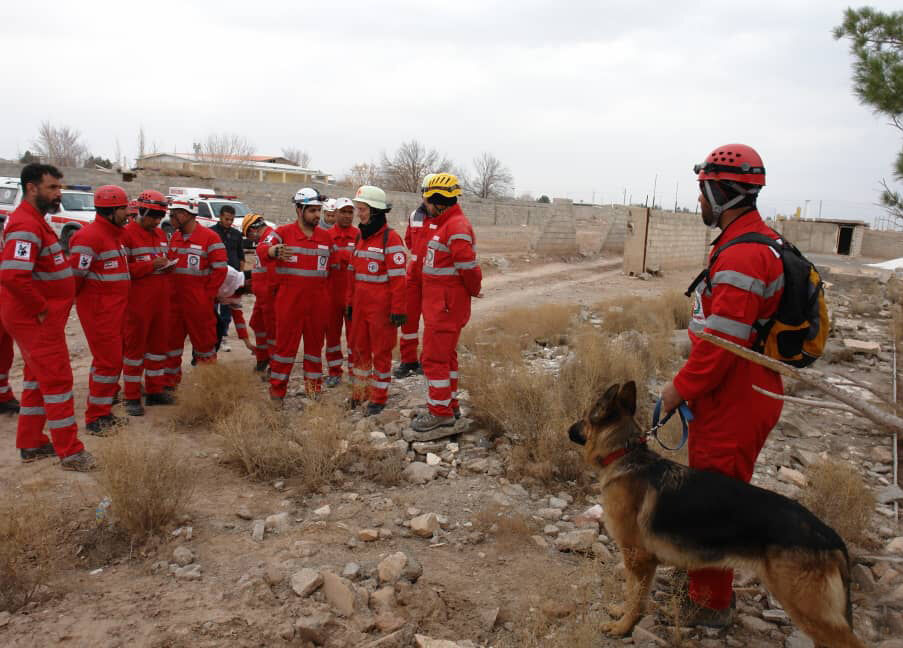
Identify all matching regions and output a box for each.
[222,343,232,352]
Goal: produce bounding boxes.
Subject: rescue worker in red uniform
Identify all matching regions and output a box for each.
[70,185,131,434]
[346,185,407,416]
[242,213,276,372]
[165,196,228,383]
[121,190,174,416]
[0,218,20,414]
[257,187,333,404]
[395,174,436,378]
[660,144,783,628]
[0,163,94,470]
[324,197,360,387]
[412,174,481,432]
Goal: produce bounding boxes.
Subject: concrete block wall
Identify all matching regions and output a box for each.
[861,229,903,260]
[623,207,712,274]
[772,220,839,255]
[531,198,578,255]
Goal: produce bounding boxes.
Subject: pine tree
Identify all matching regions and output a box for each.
[835,7,903,219]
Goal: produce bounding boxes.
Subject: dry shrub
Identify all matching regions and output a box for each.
[172,362,266,428]
[344,443,404,486]
[800,459,874,546]
[472,505,536,548]
[459,303,579,360]
[218,399,346,491]
[98,433,195,540]
[661,290,693,329]
[0,490,68,612]
[596,295,676,336]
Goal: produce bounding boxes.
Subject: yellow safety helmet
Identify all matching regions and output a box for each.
[241,212,265,236]
[420,173,437,192]
[422,172,462,199]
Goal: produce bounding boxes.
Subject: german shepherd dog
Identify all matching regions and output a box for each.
[567,382,864,648]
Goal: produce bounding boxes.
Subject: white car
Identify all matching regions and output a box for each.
[161,187,251,238]
[0,176,22,226]
[0,178,89,249]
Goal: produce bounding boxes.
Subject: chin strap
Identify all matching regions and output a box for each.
[702,180,760,219]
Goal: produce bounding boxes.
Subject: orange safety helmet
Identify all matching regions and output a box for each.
[94,184,129,208]
[136,189,168,213]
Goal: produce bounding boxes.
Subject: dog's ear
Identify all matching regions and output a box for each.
[617,381,637,416]
[589,384,620,424]
[568,421,586,446]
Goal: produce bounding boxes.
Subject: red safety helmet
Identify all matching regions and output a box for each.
[694,144,765,187]
[94,184,129,208]
[127,200,138,216]
[136,189,168,213]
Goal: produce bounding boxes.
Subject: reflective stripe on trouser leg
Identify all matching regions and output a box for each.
[269,288,305,400]
[183,296,218,365]
[449,331,461,410]
[301,302,327,394]
[349,310,372,402]
[421,325,458,417]
[82,316,125,423]
[368,314,397,405]
[86,365,121,423]
[399,275,422,364]
[17,364,49,449]
[123,299,151,400]
[324,294,347,377]
[249,303,269,363]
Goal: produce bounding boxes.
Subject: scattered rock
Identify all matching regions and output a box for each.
[537,508,563,521]
[264,564,283,586]
[251,520,265,542]
[314,504,331,517]
[887,537,903,555]
[852,563,876,591]
[480,607,499,631]
[762,608,789,624]
[540,598,576,618]
[554,529,597,553]
[378,552,408,584]
[403,462,439,484]
[265,512,291,533]
[785,630,814,648]
[293,540,319,558]
[322,572,356,617]
[172,545,194,567]
[591,542,613,561]
[738,613,776,633]
[843,339,881,355]
[235,505,252,520]
[543,524,560,537]
[415,636,462,648]
[410,513,440,538]
[0,611,10,627]
[574,504,603,528]
[548,496,568,509]
[531,535,549,549]
[777,466,807,488]
[295,611,332,645]
[291,569,324,597]
[358,528,380,542]
[174,564,202,580]
[342,563,362,580]
[402,553,423,583]
[371,586,396,611]
[426,452,442,466]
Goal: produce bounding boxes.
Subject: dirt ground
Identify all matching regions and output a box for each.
[0,229,900,648]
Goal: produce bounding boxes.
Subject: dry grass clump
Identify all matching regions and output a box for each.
[217,398,347,491]
[172,363,266,427]
[800,459,874,546]
[343,443,404,486]
[0,490,68,612]
[662,290,693,329]
[472,505,537,548]
[459,303,579,360]
[97,433,195,540]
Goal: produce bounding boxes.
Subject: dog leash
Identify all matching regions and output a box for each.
[650,399,694,451]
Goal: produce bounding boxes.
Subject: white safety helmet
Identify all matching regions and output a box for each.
[169,196,199,216]
[335,197,354,211]
[293,187,325,207]
[323,198,337,212]
[353,185,388,210]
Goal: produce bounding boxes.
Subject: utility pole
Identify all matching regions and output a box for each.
[651,174,658,209]
[674,180,679,212]
[818,200,823,219]
[623,188,627,205]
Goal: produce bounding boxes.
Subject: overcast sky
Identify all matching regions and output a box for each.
[2,0,900,224]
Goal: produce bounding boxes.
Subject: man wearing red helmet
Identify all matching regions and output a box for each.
[121,190,174,416]
[660,144,783,627]
[324,197,359,387]
[165,196,228,382]
[0,163,94,470]
[69,184,132,433]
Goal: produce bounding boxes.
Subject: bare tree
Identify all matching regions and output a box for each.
[32,121,88,167]
[282,147,312,168]
[464,153,514,199]
[197,132,256,164]
[343,162,383,188]
[380,140,454,193]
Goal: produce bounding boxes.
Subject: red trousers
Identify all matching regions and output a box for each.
[421,326,461,417]
[325,293,353,377]
[269,286,326,398]
[350,302,396,405]
[123,289,169,399]
[166,293,218,385]
[399,272,421,364]
[77,299,126,424]
[249,288,278,364]
[0,319,16,403]
[687,364,782,610]
[1,303,83,458]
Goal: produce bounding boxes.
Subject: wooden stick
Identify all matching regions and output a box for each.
[751,385,859,414]
[827,370,895,407]
[633,625,668,647]
[697,332,903,433]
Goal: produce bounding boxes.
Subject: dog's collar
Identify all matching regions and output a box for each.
[599,435,647,467]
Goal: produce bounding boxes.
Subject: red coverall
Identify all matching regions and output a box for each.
[249,225,278,364]
[400,205,429,364]
[347,226,407,404]
[70,218,131,424]
[165,226,227,382]
[121,220,170,400]
[421,204,481,417]
[0,319,15,405]
[0,201,83,458]
[325,223,360,376]
[258,223,333,398]
[672,210,784,611]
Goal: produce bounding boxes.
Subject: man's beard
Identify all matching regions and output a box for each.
[37,195,61,215]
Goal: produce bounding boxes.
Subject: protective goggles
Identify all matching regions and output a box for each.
[693,162,765,175]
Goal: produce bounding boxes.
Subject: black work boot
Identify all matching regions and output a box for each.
[0,398,21,415]
[124,399,145,417]
[365,403,386,417]
[86,414,127,436]
[145,391,176,406]
[20,443,56,463]
[254,359,269,373]
[393,362,422,379]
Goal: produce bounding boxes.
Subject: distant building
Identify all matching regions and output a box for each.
[137,153,331,184]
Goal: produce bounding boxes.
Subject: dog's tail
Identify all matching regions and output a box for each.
[839,545,853,629]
